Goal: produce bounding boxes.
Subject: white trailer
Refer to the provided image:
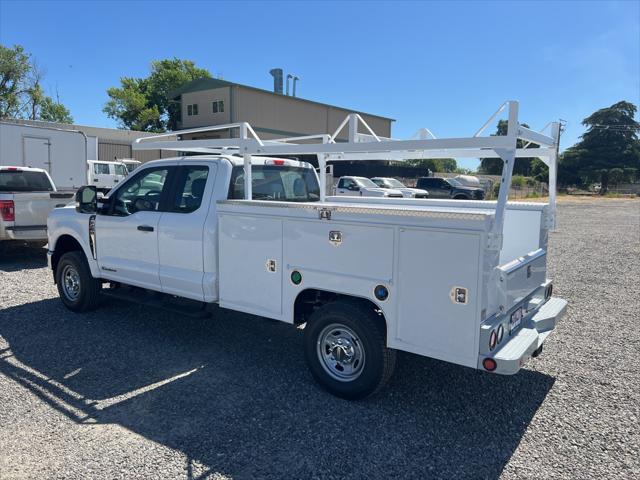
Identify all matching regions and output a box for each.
[0,121,88,192]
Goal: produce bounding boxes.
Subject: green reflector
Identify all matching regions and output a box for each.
[291,270,302,285]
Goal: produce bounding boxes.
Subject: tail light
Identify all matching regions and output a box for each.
[483,358,497,371]
[0,200,15,222]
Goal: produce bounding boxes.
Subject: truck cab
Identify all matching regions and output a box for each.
[87,160,128,193]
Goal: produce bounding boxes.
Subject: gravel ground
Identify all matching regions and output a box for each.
[0,199,638,480]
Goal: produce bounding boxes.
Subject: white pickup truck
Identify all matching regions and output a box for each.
[47,104,568,399]
[334,176,404,198]
[0,166,73,253]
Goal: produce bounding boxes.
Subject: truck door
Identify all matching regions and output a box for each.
[157,163,216,301]
[95,166,173,289]
[336,177,358,196]
[91,162,112,189]
[23,136,50,171]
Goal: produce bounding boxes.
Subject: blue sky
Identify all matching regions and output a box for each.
[1,0,638,166]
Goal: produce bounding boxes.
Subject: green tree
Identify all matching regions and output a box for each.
[623,167,637,183]
[104,58,211,132]
[405,157,457,173]
[609,167,624,186]
[0,44,73,122]
[563,101,640,186]
[479,120,540,175]
[40,96,73,123]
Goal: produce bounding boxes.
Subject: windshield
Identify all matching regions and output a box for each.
[114,164,128,176]
[354,177,379,188]
[385,178,406,188]
[229,165,320,202]
[446,178,462,187]
[0,171,54,192]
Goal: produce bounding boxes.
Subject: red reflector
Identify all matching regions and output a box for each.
[271,159,285,165]
[0,200,16,222]
[483,358,497,371]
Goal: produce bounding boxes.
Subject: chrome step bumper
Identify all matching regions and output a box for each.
[479,296,568,375]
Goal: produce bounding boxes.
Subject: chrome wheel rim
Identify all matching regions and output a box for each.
[317,323,365,382]
[61,264,81,301]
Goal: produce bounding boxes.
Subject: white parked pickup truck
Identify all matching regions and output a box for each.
[46,105,568,400]
[0,166,73,252]
[334,176,404,198]
[370,177,430,198]
[87,160,129,193]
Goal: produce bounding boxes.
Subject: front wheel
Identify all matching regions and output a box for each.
[55,251,101,312]
[303,300,396,400]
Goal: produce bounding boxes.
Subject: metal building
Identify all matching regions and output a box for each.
[171,77,394,141]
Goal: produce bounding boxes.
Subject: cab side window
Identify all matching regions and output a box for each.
[171,166,209,213]
[111,167,170,216]
[94,163,110,175]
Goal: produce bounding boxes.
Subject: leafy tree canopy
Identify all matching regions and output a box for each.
[405,157,457,173]
[104,58,211,132]
[0,44,73,123]
[478,120,544,177]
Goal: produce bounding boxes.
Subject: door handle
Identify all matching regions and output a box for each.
[137,225,154,232]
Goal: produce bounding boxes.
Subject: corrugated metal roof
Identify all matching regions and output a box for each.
[170,77,395,122]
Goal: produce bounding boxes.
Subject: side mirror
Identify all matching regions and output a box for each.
[75,186,97,214]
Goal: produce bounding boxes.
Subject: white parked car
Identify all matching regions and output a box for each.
[0,166,73,252]
[370,177,429,198]
[87,160,128,193]
[334,176,404,197]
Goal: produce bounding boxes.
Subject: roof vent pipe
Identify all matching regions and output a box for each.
[286,74,293,96]
[292,75,299,97]
[269,68,283,94]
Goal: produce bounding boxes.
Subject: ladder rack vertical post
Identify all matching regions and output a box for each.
[348,114,359,142]
[240,123,252,200]
[492,101,519,247]
[319,153,328,202]
[548,121,561,230]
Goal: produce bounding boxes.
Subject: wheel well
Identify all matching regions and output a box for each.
[293,289,387,336]
[51,235,84,276]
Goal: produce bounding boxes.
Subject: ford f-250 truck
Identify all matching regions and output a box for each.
[0,166,73,253]
[46,104,567,399]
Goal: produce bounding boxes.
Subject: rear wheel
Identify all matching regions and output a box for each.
[304,300,396,400]
[55,251,101,312]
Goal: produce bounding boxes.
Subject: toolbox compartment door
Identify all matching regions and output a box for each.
[394,228,481,367]
[218,214,283,318]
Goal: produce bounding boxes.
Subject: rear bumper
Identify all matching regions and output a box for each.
[478,297,567,375]
[2,225,48,241]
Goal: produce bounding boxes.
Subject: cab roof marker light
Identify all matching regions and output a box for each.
[265,159,287,166]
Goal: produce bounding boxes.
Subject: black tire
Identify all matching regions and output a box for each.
[55,251,101,312]
[304,300,396,400]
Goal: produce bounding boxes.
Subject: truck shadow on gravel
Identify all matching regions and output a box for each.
[0,245,47,272]
[0,297,555,480]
